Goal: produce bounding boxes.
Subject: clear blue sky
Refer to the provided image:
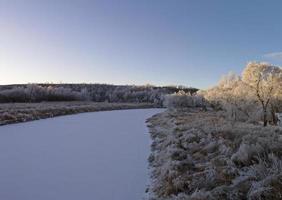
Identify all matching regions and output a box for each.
[1,0,282,89]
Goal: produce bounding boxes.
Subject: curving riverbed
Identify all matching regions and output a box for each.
[0,108,163,200]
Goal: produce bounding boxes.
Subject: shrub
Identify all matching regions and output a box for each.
[163,90,206,109]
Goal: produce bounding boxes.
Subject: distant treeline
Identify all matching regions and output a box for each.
[0,84,198,105]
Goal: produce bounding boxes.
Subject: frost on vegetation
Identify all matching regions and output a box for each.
[146,109,282,200]
[146,61,282,199]
[163,90,207,110]
[0,84,198,106]
[201,62,282,126]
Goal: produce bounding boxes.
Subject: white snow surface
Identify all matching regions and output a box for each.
[0,108,163,200]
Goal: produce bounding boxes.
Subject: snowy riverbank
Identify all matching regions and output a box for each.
[0,102,156,126]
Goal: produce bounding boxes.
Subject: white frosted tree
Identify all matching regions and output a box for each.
[203,63,282,125]
[242,62,282,126]
[202,72,255,121]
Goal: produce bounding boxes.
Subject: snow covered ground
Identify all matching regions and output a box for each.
[0,108,163,200]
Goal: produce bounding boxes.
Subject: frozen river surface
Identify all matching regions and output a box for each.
[0,109,163,200]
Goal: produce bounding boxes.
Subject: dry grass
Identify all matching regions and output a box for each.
[146,108,282,200]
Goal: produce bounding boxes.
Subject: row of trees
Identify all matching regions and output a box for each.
[0,85,89,102]
[0,83,198,105]
[201,62,282,126]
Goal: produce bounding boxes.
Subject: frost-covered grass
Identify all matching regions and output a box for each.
[146,108,282,200]
[0,101,155,125]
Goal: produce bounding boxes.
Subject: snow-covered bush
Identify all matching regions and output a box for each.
[164,91,206,109]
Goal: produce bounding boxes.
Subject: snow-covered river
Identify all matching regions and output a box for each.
[0,108,163,200]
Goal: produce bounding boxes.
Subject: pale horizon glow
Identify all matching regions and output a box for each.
[1,0,282,89]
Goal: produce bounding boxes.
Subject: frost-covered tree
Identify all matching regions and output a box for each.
[242,62,282,126]
[203,62,282,126]
[202,72,256,121]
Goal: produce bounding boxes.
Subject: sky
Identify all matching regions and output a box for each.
[1,0,282,89]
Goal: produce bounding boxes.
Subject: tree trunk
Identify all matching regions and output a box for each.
[263,109,268,127]
[271,104,278,125]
